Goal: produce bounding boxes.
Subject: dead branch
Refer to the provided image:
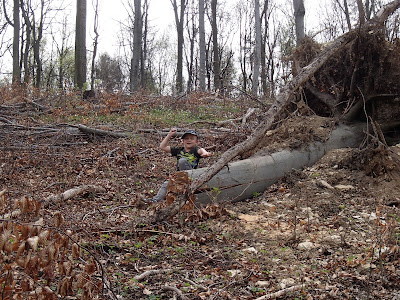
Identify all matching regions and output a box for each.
[254,284,305,300]
[43,185,106,207]
[188,0,400,195]
[182,278,208,292]
[217,107,257,126]
[77,124,130,138]
[162,285,189,300]
[134,269,173,281]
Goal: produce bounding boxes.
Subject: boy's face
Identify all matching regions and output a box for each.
[182,134,198,150]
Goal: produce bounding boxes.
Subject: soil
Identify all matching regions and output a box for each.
[1,97,400,299]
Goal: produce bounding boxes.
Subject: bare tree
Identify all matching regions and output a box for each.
[171,0,187,94]
[130,0,142,92]
[211,0,221,92]
[185,0,197,92]
[13,0,20,83]
[141,0,149,88]
[90,0,99,90]
[75,0,87,90]
[343,0,352,30]
[198,0,206,91]
[31,0,45,88]
[356,0,366,25]
[54,16,74,89]
[252,0,261,95]
[237,0,251,91]
[293,0,305,45]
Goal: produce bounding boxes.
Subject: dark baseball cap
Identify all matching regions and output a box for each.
[181,130,198,139]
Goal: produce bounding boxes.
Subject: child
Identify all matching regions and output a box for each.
[146,128,212,203]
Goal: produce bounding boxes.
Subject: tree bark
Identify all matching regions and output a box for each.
[252,0,261,95]
[32,0,45,89]
[12,0,21,84]
[199,0,206,91]
[188,0,400,195]
[171,0,186,94]
[190,123,366,204]
[90,0,99,90]
[211,0,221,92]
[75,0,87,90]
[343,0,352,30]
[130,0,142,92]
[293,0,305,45]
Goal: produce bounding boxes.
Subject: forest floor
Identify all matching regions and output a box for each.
[1,93,400,299]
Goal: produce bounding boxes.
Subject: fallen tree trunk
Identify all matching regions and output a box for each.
[188,122,366,204]
[188,0,400,195]
[43,185,106,208]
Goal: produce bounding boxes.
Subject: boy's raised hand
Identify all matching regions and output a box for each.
[168,128,177,136]
[199,149,213,158]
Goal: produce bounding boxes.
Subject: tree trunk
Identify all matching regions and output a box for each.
[189,123,366,203]
[141,0,149,88]
[186,1,196,92]
[199,0,206,91]
[130,0,142,92]
[12,0,21,84]
[189,0,400,194]
[211,0,221,92]
[343,0,352,30]
[75,0,87,90]
[171,0,186,94]
[90,0,99,90]
[252,0,261,95]
[33,1,44,89]
[260,0,269,95]
[293,0,305,46]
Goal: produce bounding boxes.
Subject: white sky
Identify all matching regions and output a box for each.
[0,0,327,77]
[88,0,327,56]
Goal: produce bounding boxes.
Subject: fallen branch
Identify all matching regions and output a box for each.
[254,284,305,300]
[134,269,173,281]
[77,124,130,138]
[217,107,257,126]
[162,285,189,300]
[182,278,208,292]
[43,185,106,207]
[189,0,400,194]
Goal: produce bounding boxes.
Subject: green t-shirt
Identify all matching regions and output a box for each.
[170,146,202,170]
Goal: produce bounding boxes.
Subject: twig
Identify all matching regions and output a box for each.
[254,284,305,300]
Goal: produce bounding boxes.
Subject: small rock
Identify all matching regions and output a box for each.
[243,247,258,254]
[255,280,269,287]
[298,241,317,250]
[323,235,342,245]
[280,278,295,289]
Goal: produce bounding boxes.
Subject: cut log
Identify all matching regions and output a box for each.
[187,123,366,204]
[188,0,400,195]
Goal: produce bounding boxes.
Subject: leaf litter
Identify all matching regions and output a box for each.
[0,95,399,299]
